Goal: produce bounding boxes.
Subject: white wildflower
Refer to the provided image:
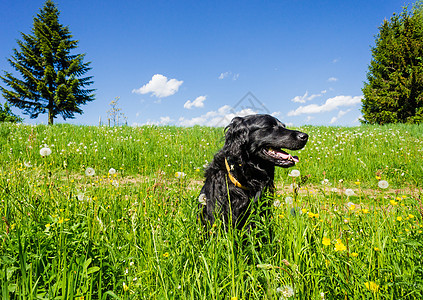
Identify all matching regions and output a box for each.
[109,168,116,175]
[175,171,186,178]
[321,179,331,185]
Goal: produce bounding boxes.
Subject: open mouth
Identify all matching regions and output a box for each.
[263,147,299,166]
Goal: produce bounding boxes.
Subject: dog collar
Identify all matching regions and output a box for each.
[224,158,249,190]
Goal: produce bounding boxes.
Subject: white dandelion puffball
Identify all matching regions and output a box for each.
[288,169,300,177]
[277,285,294,298]
[85,167,95,177]
[24,161,32,168]
[109,168,116,175]
[198,194,207,206]
[345,189,355,197]
[273,200,281,208]
[378,180,389,189]
[285,196,293,205]
[40,147,52,157]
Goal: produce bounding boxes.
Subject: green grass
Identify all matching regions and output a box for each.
[0,123,422,299]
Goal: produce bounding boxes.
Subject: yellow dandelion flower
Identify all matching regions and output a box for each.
[351,252,359,257]
[396,217,402,222]
[123,282,129,291]
[374,247,380,251]
[301,208,307,214]
[163,252,169,258]
[408,214,414,219]
[308,212,318,218]
[364,281,379,293]
[58,217,64,224]
[392,238,398,242]
[362,208,369,214]
[390,200,398,206]
[334,239,346,252]
[322,237,331,246]
[45,223,51,228]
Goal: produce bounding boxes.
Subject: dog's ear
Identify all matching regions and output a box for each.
[224,116,249,159]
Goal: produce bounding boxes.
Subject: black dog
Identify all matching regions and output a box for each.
[198,114,308,230]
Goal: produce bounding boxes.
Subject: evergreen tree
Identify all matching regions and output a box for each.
[0,102,23,123]
[0,0,94,125]
[361,3,423,124]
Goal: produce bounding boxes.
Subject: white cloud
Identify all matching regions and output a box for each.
[132,74,183,98]
[329,109,351,124]
[184,95,206,109]
[219,72,230,79]
[178,105,257,127]
[218,71,239,80]
[328,77,338,82]
[291,90,326,103]
[287,95,362,116]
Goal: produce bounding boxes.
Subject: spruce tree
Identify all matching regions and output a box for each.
[0,102,23,123]
[0,0,94,125]
[361,3,423,124]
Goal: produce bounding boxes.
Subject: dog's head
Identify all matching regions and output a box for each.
[224,114,308,168]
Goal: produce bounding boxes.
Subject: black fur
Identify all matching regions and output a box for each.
[199,114,308,230]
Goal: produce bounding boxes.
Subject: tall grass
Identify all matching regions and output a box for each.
[0,123,422,299]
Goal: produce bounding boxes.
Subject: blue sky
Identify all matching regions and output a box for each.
[0,0,414,127]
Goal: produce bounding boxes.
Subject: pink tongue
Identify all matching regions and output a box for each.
[277,151,299,163]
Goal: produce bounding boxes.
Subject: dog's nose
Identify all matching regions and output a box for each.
[297,132,308,141]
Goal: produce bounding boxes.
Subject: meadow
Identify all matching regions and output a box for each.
[0,122,422,299]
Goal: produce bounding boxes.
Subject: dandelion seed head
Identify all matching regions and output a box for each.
[345,189,354,197]
[85,167,95,177]
[285,196,293,205]
[288,169,300,177]
[40,147,52,157]
[378,180,389,189]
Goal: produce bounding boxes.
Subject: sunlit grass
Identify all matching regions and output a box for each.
[0,123,422,299]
